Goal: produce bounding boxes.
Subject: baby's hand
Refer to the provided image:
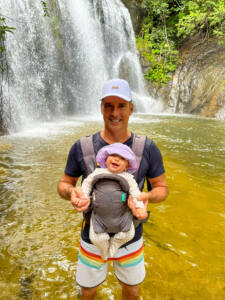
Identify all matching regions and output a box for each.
[128,195,149,220]
[135,207,148,220]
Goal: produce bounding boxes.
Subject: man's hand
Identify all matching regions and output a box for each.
[128,193,148,220]
[71,187,90,212]
[135,208,148,219]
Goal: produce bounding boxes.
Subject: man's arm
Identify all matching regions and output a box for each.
[128,174,168,218]
[57,173,90,212]
[58,173,78,200]
[140,173,168,203]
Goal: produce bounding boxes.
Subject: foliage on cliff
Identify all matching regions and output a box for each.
[0,17,16,72]
[0,17,16,134]
[41,0,50,17]
[137,0,225,85]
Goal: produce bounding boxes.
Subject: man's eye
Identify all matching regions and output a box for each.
[104,104,112,108]
[119,104,126,108]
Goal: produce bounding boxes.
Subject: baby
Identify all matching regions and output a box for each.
[81,143,147,260]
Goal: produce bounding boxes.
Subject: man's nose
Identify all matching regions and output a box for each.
[111,106,119,116]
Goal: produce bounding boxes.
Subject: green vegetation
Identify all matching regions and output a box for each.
[41,1,50,17]
[0,17,16,71]
[0,18,15,41]
[137,0,225,85]
[0,17,15,133]
[41,1,62,49]
[49,0,63,49]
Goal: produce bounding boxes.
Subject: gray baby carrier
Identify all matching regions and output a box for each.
[80,134,147,231]
[91,173,133,234]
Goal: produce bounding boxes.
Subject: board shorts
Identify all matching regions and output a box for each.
[76,237,145,288]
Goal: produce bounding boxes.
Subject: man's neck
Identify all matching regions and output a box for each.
[101,129,131,144]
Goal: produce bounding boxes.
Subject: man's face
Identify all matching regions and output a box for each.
[101,96,133,132]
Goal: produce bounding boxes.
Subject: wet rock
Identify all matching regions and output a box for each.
[144,35,225,119]
[170,36,225,118]
[0,117,4,136]
[121,0,147,34]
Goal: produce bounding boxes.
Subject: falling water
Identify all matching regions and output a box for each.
[1,0,162,133]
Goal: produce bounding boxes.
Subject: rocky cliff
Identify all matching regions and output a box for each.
[146,36,225,119]
[121,0,146,34]
[121,1,225,119]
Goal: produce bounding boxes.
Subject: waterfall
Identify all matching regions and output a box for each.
[1,0,162,133]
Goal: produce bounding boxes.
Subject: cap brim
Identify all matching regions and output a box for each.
[100,93,131,101]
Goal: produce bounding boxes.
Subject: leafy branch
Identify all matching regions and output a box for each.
[0,17,16,73]
[0,17,16,54]
[0,17,16,133]
[41,1,50,17]
[137,0,225,85]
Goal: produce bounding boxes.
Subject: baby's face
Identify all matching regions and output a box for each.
[105,154,129,174]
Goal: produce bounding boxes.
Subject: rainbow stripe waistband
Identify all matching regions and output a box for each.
[78,241,144,269]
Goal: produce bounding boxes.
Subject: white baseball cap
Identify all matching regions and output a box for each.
[101,78,132,101]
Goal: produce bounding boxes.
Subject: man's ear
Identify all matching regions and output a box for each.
[129,102,134,115]
[100,102,103,114]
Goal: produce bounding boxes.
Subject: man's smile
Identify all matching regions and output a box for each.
[110,118,121,122]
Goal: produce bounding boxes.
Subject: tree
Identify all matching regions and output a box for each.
[137,0,225,85]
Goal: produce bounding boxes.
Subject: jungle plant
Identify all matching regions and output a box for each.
[138,0,225,85]
[0,17,16,63]
[41,1,50,17]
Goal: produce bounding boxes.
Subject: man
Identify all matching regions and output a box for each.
[58,78,168,299]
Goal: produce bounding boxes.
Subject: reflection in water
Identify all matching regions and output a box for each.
[0,115,224,299]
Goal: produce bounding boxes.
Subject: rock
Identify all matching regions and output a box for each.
[142,35,225,118]
[121,1,225,118]
[170,36,225,118]
[121,0,147,34]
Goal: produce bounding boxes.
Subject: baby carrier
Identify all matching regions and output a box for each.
[90,172,133,234]
[80,134,148,228]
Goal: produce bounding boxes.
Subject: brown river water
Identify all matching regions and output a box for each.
[0,114,224,299]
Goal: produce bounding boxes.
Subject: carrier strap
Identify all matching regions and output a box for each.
[131,134,146,181]
[80,135,96,177]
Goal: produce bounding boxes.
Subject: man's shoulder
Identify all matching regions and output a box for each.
[79,132,106,155]
[71,132,100,151]
[132,132,153,141]
[131,133,163,164]
[132,133,154,150]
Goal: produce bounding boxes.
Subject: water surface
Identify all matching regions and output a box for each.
[0,114,224,299]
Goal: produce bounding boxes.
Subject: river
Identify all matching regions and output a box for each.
[0,114,225,299]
